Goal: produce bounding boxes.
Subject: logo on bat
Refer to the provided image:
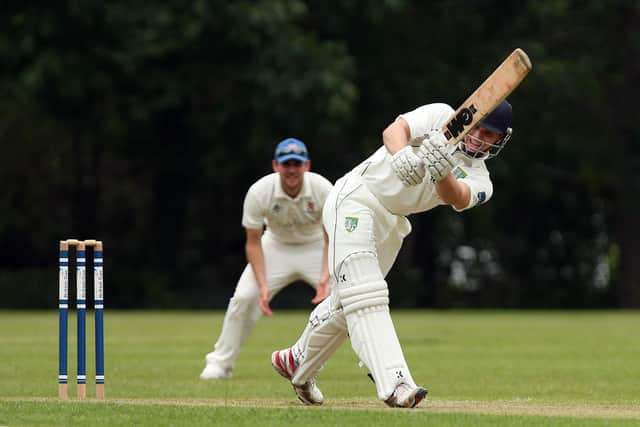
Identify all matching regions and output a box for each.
[444,104,478,140]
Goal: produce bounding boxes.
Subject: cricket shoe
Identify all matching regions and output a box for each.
[199,355,232,380]
[271,348,324,405]
[384,383,428,408]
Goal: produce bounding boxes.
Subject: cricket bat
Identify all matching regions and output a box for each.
[442,48,532,144]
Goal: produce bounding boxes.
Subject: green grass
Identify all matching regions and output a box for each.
[1,310,639,426]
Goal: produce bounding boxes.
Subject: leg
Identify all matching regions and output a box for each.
[326,181,426,406]
[271,293,348,405]
[201,234,294,379]
[336,252,421,399]
[298,238,325,289]
[201,264,262,379]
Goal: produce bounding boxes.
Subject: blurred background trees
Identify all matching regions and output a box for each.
[1,0,638,309]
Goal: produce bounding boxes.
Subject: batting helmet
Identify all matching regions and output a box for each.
[479,100,512,134]
[458,100,513,159]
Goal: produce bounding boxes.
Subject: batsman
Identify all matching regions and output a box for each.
[271,100,515,408]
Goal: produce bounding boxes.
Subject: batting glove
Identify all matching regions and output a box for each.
[418,131,456,181]
[390,145,426,187]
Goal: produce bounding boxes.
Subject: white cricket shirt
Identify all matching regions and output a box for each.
[242,172,333,244]
[352,103,494,216]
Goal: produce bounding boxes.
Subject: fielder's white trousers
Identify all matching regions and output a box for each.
[207,233,323,371]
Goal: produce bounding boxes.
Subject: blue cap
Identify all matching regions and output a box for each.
[274,138,309,163]
[479,100,512,134]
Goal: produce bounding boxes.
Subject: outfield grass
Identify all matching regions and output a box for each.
[1,310,639,426]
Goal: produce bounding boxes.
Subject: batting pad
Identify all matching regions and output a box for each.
[336,252,417,400]
[291,297,348,386]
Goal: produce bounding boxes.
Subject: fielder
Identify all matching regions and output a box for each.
[200,138,333,380]
[271,101,514,407]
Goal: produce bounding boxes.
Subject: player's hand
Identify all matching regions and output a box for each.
[311,273,330,304]
[390,145,426,186]
[259,286,273,316]
[418,131,456,181]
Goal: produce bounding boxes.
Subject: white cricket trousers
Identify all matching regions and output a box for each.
[207,233,323,371]
[290,173,417,399]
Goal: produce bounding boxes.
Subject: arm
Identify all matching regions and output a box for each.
[435,175,471,210]
[418,130,467,208]
[245,228,272,316]
[311,230,330,304]
[382,117,411,155]
[383,118,426,186]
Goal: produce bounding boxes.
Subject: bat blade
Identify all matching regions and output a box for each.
[442,48,532,144]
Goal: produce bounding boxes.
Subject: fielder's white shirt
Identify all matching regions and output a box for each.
[352,103,493,216]
[242,172,333,244]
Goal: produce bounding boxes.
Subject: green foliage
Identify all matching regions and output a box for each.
[1,0,639,308]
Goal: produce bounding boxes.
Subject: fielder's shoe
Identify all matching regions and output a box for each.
[199,356,232,380]
[271,348,324,405]
[384,383,428,408]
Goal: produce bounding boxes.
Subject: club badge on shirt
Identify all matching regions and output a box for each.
[307,201,315,212]
[344,217,359,232]
[452,166,467,179]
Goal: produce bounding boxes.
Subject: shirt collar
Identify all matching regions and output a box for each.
[453,148,486,167]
